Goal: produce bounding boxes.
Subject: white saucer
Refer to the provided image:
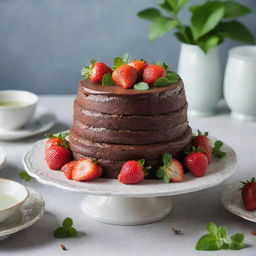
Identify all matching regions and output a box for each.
[0,188,45,241]
[0,107,56,141]
[0,147,6,170]
[221,182,256,223]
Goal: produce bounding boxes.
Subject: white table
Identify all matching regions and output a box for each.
[0,95,255,256]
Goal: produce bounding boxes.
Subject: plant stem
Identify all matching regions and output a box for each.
[172,13,190,43]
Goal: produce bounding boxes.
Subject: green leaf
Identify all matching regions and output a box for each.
[195,234,221,251]
[159,1,173,12]
[63,217,73,227]
[207,222,218,236]
[66,227,78,238]
[163,172,170,183]
[230,233,245,250]
[80,66,90,78]
[212,140,226,158]
[149,17,178,41]
[157,167,164,178]
[218,21,255,44]
[163,153,172,166]
[122,53,132,63]
[54,227,67,238]
[223,2,251,19]
[113,56,126,69]
[137,159,145,167]
[102,73,115,86]
[133,82,149,91]
[217,226,227,239]
[19,171,33,182]
[137,8,162,22]
[189,4,200,12]
[153,73,179,87]
[191,1,225,40]
[197,34,222,54]
[166,0,190,13]
[166,72,180,82]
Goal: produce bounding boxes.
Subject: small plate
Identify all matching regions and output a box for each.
[0,147,6,170]
[0,188,45,241]
[0,107,56,141]
[221,182,256,223]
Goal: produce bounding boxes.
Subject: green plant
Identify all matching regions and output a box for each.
[138,0,255,53]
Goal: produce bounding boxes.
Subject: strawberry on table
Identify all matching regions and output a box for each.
[184,147,208,177]
[72,158,102,181]
[142,64,167,85]
[118,159,151,184]
[61,161,76,180]
[128,60,147,79]
[157,153,184,183]
[241,177,256,211]
[191,130,212,163]
[81,60,112,83]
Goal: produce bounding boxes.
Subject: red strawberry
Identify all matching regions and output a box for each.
[157,153,184,182]
[128,60,147,79]
[45,145,72,170]
[61,161,76,180]
[112,64,138,89]
[191,130,212,163]
[81,60,112,83]
[184,152,208,177]
[118,160,150,184]
[72,158,102,181]
[142,65,167,85]
[45,132,69,153]
[241,177,256,211]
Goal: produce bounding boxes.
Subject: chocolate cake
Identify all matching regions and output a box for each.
[69,79,192,178]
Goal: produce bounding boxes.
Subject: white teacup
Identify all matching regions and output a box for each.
[224,46,256,121]
[0,90,38,130]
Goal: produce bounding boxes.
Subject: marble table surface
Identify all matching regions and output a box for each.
[0,95,255,256]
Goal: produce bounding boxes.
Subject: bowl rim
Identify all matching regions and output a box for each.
[0,90,38,109]
[0,178,29,213]
[228,45,256,62]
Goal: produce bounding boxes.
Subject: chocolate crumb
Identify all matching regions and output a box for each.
[60,244,68,251]
[172,228,183,235]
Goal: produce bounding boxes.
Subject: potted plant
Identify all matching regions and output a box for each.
[138,0,255,116]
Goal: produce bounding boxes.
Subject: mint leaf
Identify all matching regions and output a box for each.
[63,217,73,227]
[230,233,245,250]
[166,72,180,82]
[54,227,68,238]
[113,57,126,69]
[195,234,221,251]
[217,226,227,239]
[223,2,251,19]
[133,82,149,91]
[137,8,162,22]
[54,217,78,238]
[19,171,33,182]
[212,140,226,158]
[66,227,78,238]
[153,78,171,87]
[162,153,172,166]
[157,166,164,178]
[207,222,218,236]
[102,73,114,86]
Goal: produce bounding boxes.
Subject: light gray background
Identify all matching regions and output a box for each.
[0,0,255,94]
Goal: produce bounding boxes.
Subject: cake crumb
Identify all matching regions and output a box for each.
[60,244,68,251]
[172,228,183,235]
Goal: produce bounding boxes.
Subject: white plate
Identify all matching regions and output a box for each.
[0,188,45,241]
[23,136,237,198]
[0,147,6,170]
[0,107,56,141]
[221,182,256,223]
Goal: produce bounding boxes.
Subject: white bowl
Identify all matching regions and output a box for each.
[0,90,38,130]
[0,178,29,222]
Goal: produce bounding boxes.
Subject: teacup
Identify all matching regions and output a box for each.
[0,90,38,130]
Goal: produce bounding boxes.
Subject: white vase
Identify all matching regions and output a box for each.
[178,43,222,117]
[224,46,256,121]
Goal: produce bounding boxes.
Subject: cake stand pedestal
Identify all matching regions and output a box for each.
[23,136,237,226]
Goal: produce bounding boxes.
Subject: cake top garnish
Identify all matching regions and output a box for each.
[80,54,180,90]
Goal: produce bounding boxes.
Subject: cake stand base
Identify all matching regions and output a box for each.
[81,195,173,226]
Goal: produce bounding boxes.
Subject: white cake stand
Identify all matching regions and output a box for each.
[23,136,237,226]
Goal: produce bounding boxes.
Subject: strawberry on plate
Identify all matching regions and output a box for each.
[184,147,208,177]
[128,60,147,79]
[142,64,167,85]
[72,158,102,181]
[112,64,138,89]
[157,153,184,183]
[118,159,151,184]
[61,161,76,180]
[45,132,69,153]
[241,177,256,211]
[191,130,212,163]
[81,60,112,83]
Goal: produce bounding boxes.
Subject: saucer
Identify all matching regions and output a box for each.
[221,182,256,223]
[0,107,56,141]
[0,147,6,170]
[0,187,45,241]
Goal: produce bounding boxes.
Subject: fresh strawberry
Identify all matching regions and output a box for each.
[191,130,212,163]
[72,158,102,181]
[128,60,147,79]
[157,153,184,182]
[184,151,208,177]
[142,64,167,85]
[45,132,69,153]
[241,177,256,211]
[45,145,72,170]
[112,64,138,89]
[61,161,76,180]
[118,159,151,184]
[81,60,112,83]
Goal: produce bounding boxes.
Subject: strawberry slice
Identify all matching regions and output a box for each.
[72,158,102,181]
[61,161,76,180]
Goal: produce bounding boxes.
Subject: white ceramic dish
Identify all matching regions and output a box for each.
[0,188,45,241]
[221,182,256,223]
[0,147,6,170]
[23,134,237,225]
[0,179,29,222]
[0,107,56,141]
[0,90,38,130]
